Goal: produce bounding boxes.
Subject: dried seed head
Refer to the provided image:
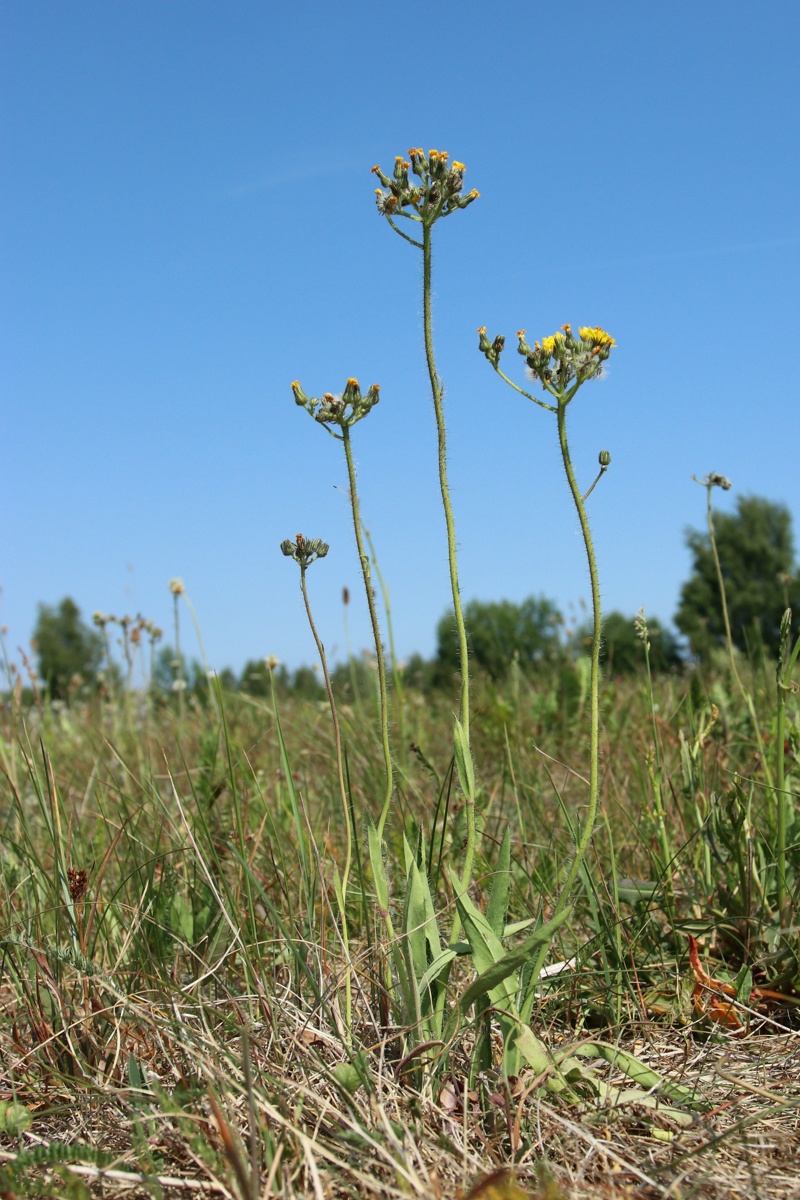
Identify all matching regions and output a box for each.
[68,867,89,903]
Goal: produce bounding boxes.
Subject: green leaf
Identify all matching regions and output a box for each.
[367,821,389,913]
[516,1025,580,1099]
[577,1042,703,1109]
[331,1051,372,1095]
[453,717,475,800]
[486,826,512,939]
[0,1100,32,1135]
[459,907,573,1013]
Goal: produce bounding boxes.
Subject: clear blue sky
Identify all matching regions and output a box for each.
[3,0,799,677]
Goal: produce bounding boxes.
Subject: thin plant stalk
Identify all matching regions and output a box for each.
[362,522,408,778]
[341,427,394,840]
[291,381,394,839]
[298,564,353,1036]
[170,580,186,732]
[698,475,773,788]
[421,222,477,895]
[421,222,470,746]
[776,609,800,922]
[637,610,674,916]
[479,324,615,1002]
[372,148,480,892]
[281,535,353,1037]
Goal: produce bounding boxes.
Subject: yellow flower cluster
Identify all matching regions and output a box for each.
[579,327,615,347]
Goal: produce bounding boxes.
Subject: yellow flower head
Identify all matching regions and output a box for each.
[477,326,487,334]
[541,336,557,356]
[579,326,615,348]
[347,377,359,387]
[452,161,466,172]
[516,330,526,339]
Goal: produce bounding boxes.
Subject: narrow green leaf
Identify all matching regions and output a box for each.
[453,717,475,799]
[486,826,511,938]
[367,822,389,913]
[578,1042,703,1108]
[459,907,573,1012]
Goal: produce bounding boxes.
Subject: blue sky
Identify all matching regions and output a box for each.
[2,0,799,678]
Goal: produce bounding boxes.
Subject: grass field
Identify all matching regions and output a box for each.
[1,645,799,1200]
[2,147,799,1199]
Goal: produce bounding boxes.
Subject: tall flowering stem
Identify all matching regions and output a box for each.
[280,533,353,1037]
[291,379,394,838]
[373,148,479,886]
[480,324,614,998]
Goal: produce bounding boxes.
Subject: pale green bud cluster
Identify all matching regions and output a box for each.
[479,324,615,394]
[371,148,479,224]
[280,533,329,569]
[291,378,380,432]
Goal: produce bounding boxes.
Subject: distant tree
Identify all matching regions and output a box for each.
[434,596,563,684]
[403,652,436,692]
[291,665,325,700]
[675,495,800,656]
[33,597,103,700]
[216,667,238,691]
[240,659,290,696]
[596,611,683,674]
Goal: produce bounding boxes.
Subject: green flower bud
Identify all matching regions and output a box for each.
[599,450,611,467]
[477,327,504,366]
[281,534,329,568]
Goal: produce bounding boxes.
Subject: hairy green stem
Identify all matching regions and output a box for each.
[422,223,470,743]
[363,522,408,776]
[341,426,394,839]
[524,396,601,1013]
[298,563,353,1036]
[703,482,773,789]
[421,221,476,894]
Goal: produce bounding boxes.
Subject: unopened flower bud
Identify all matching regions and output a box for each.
[599,450,611,467]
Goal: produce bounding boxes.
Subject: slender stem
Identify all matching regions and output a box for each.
[524,396,601,1013]
[704,483,773,788]
[173,591,184,732]
[387,215,423,249]
[341,427,394,839]
[298,564,353,1036]
[422,219,475,888]
[555,397,601,902]
[363,522,408,776]
[492,364,556,413]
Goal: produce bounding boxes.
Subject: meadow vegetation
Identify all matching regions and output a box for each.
[1,148,800,1200]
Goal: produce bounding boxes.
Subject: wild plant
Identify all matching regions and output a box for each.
[478,323,614,990]
[278,152,705,1108]
[280,533,354,1037]
[371,148,480,893]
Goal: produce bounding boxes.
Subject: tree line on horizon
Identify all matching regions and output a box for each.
[19,494,800,702]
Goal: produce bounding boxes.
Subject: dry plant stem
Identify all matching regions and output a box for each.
[341,426,393,840]
[422,220,476,888]
[298,561,353,1034]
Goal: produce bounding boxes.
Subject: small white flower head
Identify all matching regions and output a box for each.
[169,578,186,596]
